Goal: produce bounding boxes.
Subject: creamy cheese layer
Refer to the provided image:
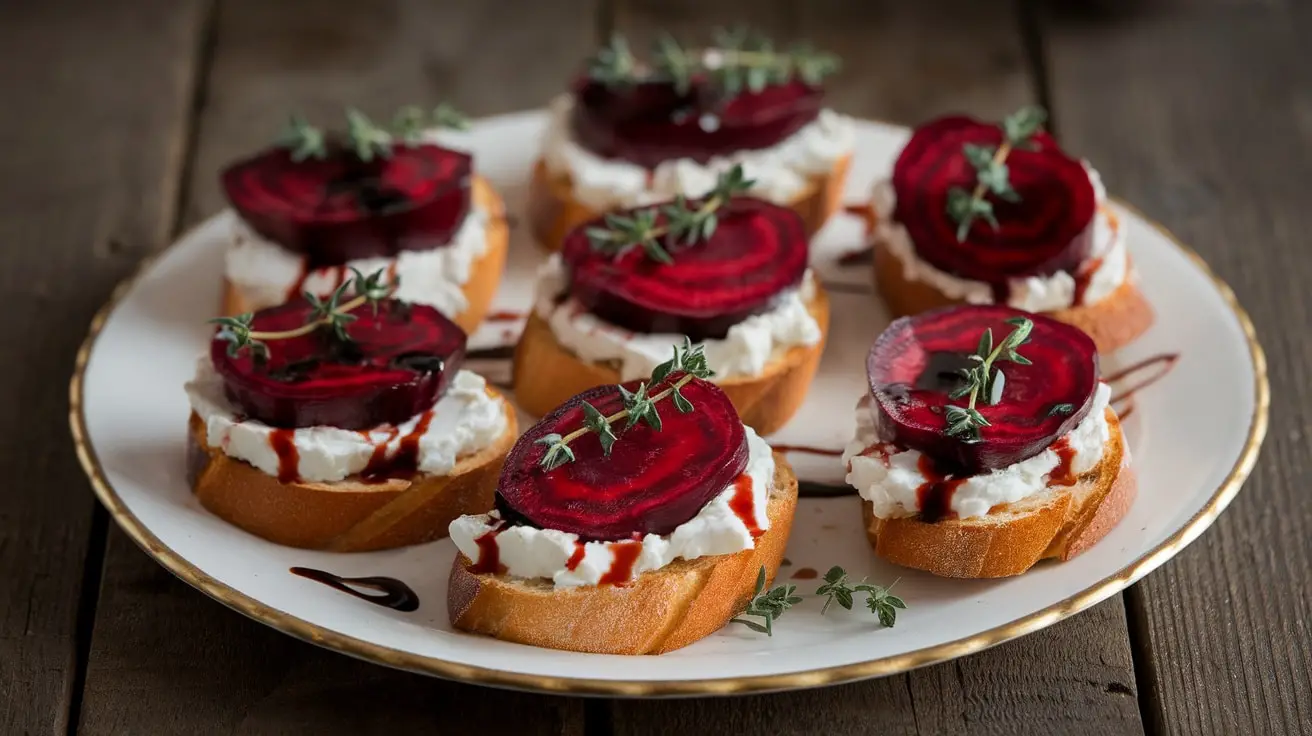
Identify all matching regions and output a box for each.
[843,383,1115,520]
[541,94,855,211]
[533,254,822,381]
[185,360,508,483]
[873,165,1130,312]
[449,426,775,589]
[224,201,490,320]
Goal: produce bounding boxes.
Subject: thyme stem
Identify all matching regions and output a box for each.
[556,373,696,448]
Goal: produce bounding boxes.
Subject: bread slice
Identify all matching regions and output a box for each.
[186,391,517,552]
[873,237,1153,354]
[447,453,799,654]
[511,284,829,436]
[222,175,509,335]
[861,408,1136,578]
[527,154,852,252]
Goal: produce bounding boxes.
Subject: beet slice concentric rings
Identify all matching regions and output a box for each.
[867,305,1099,474]
[496,376,748,541]
[212,300,467,430]
[221,143,471,268]
[561,197,809,341]
[571,77,822,167]
[891,115,1096,284]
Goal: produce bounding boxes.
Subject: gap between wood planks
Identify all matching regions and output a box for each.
[65,2,221,734]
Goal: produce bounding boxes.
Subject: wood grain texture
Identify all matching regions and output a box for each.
[607,2,1145,732]
[1037,1,1312,733]
[76,0,593,733]
[0,1,210,734]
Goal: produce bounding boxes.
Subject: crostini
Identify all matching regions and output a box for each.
[514,166,828,436]
[842,305,1137,578]
[529,29,854,250]
[449,341,799,654]
[866,108,1152,353]
[186,270,516,552]
[220,107,508,333]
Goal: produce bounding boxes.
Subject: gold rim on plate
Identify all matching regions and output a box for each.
[68,195,1268,697]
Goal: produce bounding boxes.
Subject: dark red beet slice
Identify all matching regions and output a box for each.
[212,300,466,430]
[867,305,1099,474]
[891,115,1096,285]
[571,77,822,167]
[221,143,471,268]
[561,197,808,341]
[496,376,748,541]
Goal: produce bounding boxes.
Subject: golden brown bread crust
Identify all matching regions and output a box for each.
[527,154,852,252]
[187,392,517,552]
[447,454,799,654]
[872,235,1154,355]
[860,409,1136,578]
[511,284,830,436]
[221,175,509,336]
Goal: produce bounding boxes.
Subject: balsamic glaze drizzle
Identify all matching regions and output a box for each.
[289,567,419,612]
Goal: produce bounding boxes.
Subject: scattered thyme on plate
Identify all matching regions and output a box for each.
[535,338,715,471]
[732,565,908,636]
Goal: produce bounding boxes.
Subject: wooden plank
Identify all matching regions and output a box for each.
[76,0,595,732]
[0,1,211,734]
[605,1,1143,733]
[1037,3,1312,734]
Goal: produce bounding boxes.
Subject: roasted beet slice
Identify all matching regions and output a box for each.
[212,300,466,430]
[496,377,748,541]
[221,143,471,268]
[867,305,1099,474]
[571,77,822,167]
[891,115,1096,284]
[561,197,808,340]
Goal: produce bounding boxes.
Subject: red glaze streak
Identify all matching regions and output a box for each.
[728,474,764,538]
[269,428,300,483]
[565,541,587,571]
[468,528,506,574]
[598,541,643,586]
[791,567,819,580]
[915,454,966,523]
[1048,437,1078,487]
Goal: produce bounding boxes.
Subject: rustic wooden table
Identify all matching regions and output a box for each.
[3,0,1308,733]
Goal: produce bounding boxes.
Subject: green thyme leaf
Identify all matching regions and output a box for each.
[976,327,993,358]
[988,368,1006,405]
[671,386,693,413]
[535,433,576,471]
[1047,403,1075,417]
[1003,105,1047,147]
[345,108,393,162]
[277,114,327,162]
[581,401,617,456]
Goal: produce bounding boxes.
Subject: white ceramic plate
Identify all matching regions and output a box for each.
[71,112,1267,696]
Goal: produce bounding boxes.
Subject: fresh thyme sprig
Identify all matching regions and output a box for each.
[535,338,714,471]
[815,566,906,627]
[275,105,470,163]
[945,106,1047,241]
[588,28,839,97]
[730,567,802,636]
[584,165,754,263]
[943,317,1034,443]
[209,267,400,360]
[731,565,908,636]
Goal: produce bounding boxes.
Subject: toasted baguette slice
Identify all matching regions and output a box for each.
[512,285,829,436]
[862,408,1136,578]
[186,392,517,552]
[527,155,852,252]
[447,453,799,655]
[222,175,509,335]
[873,237,1153,354]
